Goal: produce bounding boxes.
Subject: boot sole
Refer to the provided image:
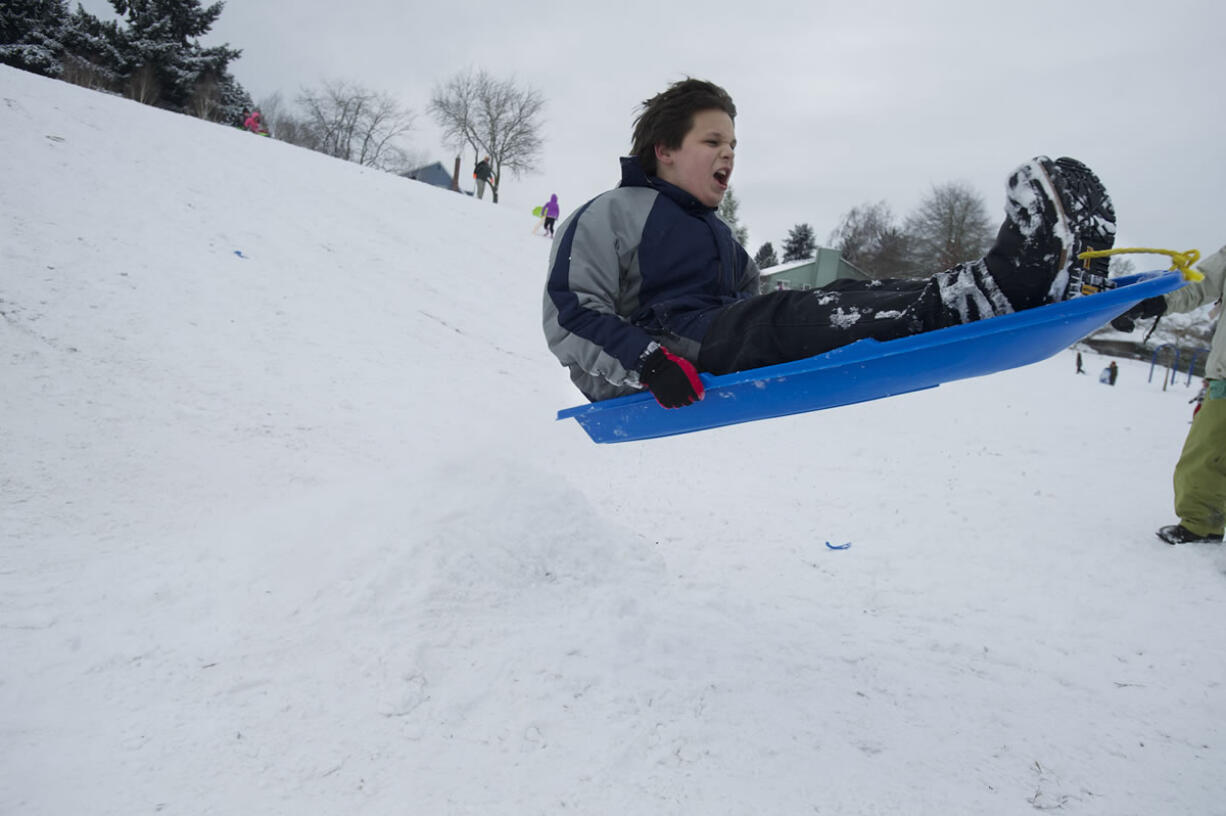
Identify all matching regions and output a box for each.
[1034,158,1115,300]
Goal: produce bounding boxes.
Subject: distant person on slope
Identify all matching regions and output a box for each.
[474,156,496,200]
[542,77,1116,408]
[1113,245,1226,545]
[244,108,268,136]
[542,194,560,237]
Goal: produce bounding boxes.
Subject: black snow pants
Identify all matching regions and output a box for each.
[696,273,988,376]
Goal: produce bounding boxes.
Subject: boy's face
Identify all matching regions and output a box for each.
[654,109,735,208]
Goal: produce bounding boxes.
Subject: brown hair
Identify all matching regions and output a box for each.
[631,78,736,176]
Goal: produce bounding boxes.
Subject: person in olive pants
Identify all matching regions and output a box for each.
[1115,244,1226,545]
[1171,380,1226,542]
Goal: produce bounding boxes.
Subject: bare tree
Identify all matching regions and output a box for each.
[255,91,284,131]
[60,54,115,91]
[429,68,545,203]
[127,63,159,105]
[188,74,221,121]
[904,181,994,275]
[430,70,480,162]
[1109,256,1136,279]
[259,91,318,149]
[294,80,417,171]
[829,201,913,278]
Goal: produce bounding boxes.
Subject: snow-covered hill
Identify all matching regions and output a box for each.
[3,66,1224,815]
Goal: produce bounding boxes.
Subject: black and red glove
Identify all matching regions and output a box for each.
[638,344,704,409]
[1110,296,1167,332]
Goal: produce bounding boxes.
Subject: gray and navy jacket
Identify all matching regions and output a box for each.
[542,157,760,402]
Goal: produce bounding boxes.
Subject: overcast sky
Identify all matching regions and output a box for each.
[79,0,1225,265]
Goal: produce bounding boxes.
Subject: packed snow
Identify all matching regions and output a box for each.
[3,66,1225,815]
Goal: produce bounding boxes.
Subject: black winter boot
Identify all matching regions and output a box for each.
[1156,524,1224,545]
[984,156,1116,311]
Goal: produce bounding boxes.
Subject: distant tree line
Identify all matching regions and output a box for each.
[1,0,251,123]
[725,182,997,279]
[717,179,1143,282]
[2,7,549,197]
[258,82,421,173]
[260,68,548,187]
[826,182,996,278]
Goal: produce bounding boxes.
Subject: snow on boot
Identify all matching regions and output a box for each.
[983,156,1116,311]
[1042,157,1117,301]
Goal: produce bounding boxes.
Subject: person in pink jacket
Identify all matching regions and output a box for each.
[244,109,268,136]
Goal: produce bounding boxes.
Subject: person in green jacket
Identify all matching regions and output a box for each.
[1115,245,1226,544]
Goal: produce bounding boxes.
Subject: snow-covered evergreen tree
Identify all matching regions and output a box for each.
[753,242,778,270]
[781,223,816,262]
[58,7,126,91]
[1,0,249,121]
[717,185,750,246]
[0,0,70,77]
[214,70,252,124]
[107,0,242,113]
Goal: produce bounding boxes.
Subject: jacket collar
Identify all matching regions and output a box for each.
[618,156,714,214]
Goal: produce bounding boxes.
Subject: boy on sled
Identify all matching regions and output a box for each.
[543,78,1116,408]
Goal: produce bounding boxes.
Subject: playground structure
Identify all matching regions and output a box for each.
[1149,343,1212,390]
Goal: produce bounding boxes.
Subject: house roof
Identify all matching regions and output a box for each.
[760,257,817,277]
[402,162,453,189]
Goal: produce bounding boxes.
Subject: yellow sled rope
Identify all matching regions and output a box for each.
[1078,247,1204,282]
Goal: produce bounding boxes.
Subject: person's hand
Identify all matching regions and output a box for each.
[639,345,704,409]
[1110,296,1167,332]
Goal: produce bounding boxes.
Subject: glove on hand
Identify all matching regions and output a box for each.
[639,344,704,409]
[1110,296,1167,332]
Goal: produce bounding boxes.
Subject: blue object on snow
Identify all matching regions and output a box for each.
[825,542,851,551]
[234,250,247,258]
[557,270,1186,444]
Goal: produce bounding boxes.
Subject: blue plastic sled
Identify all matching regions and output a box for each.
[557,270,1186,444]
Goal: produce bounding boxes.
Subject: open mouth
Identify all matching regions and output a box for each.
[714,169,730,188]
